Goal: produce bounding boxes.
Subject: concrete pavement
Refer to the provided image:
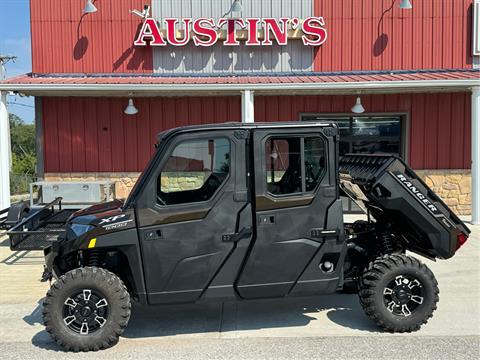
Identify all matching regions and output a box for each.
[0,224,479,359]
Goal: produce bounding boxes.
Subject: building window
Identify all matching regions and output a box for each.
[157,138,230,206]
[265,136,326,196]
[301,115,404,212]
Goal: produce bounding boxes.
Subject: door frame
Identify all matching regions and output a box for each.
[134,129,248,304]
[299,112,410,164]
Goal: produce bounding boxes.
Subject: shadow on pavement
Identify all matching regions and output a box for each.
[23,299,44,326]
[30,293,379,351]
[1,249,44,265]
[123,293,378,338]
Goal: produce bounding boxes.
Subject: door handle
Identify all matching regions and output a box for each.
[222,227,252,243]
[143,229,163,241]
[258,215,276,225]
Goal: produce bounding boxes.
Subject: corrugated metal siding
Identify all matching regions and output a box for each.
[313,0,474,71]
[42,96,241,172]
[30,0,474,74]
[152,0,313,73]
[43,93,471,173]
[30,0,153,74]
[254,93,472,170]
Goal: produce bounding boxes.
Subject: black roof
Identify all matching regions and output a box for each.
[156,121,337,142]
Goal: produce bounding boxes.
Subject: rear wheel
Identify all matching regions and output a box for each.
[43,267,131,351]
[358,254,439,332]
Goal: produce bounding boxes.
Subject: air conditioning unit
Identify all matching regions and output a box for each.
[474,0,480,56]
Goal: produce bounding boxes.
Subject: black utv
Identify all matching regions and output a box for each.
[38,122,470,351]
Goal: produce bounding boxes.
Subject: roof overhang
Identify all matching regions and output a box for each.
[1,70,478,97]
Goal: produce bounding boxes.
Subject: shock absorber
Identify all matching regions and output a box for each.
[87,250,104,267]
[378,232,397,254]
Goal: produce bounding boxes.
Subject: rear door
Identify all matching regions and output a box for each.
[135,129,250,304]
[236,126,341,299]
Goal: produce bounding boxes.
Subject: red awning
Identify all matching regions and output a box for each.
[1,69,478,96]
[3,69,479,85]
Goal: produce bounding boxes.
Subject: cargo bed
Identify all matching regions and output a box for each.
[339,154,470,259]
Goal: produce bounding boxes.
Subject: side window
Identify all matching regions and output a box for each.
[304,137,326,191]
[157,138,230,206]
[265,136,326,196]
[266,138,302,195]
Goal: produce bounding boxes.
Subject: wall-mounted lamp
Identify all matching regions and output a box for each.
[221,0,243,18]
[124,98,139,115]
[130,4,151,19]
[231,0,243,13]
[399,0,412,10]
[83,0,97,14]
[351,97,365,114]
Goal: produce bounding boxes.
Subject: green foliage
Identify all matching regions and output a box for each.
[8,114,36,194]
[10,113,36,157]
[11,152,36,175]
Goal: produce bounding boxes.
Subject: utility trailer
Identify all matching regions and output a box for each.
[0,201,30,231]
[2,181,115,251]
[36,122,470,352]
[7,198,77,251]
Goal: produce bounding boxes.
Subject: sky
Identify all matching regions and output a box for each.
[0,0,34,123]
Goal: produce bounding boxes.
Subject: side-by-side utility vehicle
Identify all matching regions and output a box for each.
[31,123,469,351]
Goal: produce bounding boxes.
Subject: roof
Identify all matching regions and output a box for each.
[156,121,335,142]
[1,69,479,96]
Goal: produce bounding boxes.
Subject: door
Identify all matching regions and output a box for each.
[135,130,249,304]
[236,127,340,299]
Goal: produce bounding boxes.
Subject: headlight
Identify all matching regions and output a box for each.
[70,223,94,236]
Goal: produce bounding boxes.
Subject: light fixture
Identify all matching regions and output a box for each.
[231,0,243,13]
[351,97,365,114]
[220,0,243,20]
[124,98,139,115]
[130,4,151,19]
[399,0,412,9]
[83,0,97,14]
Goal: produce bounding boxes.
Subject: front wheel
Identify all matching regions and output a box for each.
[42,267,131,352]
[359,254,439,332]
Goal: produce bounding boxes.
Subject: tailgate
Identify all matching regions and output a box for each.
[339,154,470,259]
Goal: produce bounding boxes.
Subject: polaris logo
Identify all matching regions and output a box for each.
[394,173,439,214]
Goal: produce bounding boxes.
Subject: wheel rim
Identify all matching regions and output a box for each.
[62,289,109,335]
[383,275,424,317]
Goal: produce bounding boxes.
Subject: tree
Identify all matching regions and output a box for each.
[9,113,36,158]
[8,114,37,194]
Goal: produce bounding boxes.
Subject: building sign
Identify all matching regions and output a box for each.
[134,17,327,47]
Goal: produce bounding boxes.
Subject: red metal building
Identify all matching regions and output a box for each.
[0,0,479,220]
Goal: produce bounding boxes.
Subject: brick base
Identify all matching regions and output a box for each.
[44,169,472,215]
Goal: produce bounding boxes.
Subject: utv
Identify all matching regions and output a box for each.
[35,122,469,351]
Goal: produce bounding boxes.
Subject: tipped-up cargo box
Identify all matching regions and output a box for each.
[339,154,470,259]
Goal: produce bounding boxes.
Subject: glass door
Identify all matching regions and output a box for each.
[301,115,404,212]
